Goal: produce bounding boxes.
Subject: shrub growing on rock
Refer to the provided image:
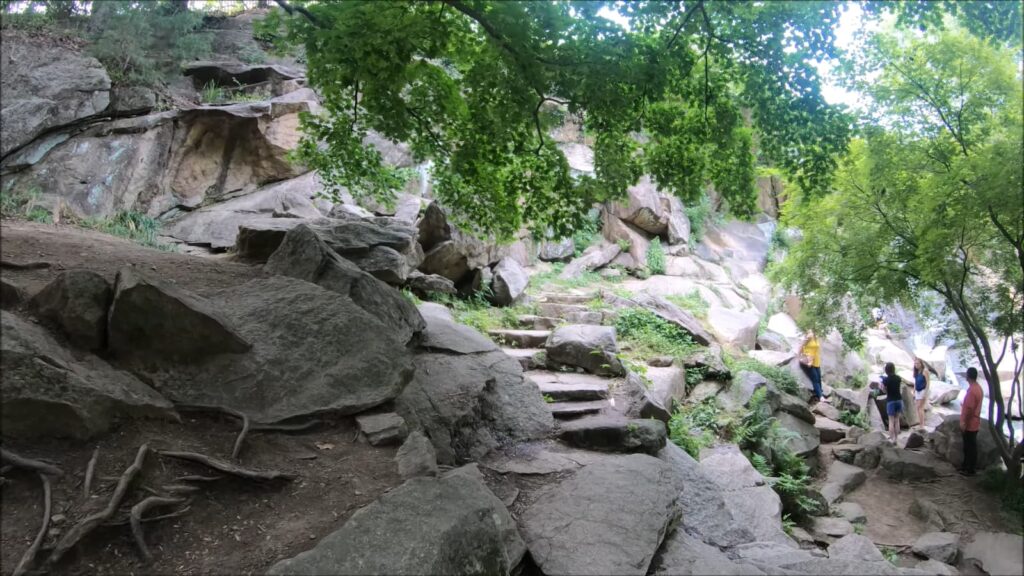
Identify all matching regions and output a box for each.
[646,237,666,275]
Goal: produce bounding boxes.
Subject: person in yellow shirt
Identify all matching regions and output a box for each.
[799,329,825,402]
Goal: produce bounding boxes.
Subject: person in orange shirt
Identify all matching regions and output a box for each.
[959,367,984,476]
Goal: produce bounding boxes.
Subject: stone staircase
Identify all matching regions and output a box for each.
[488,291,623,420]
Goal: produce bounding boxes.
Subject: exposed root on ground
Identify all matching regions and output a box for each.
[0,259,52,270]
[251,419,322,433]
[1,448,63,477]
[82,446,99,499]
[12,473,51,576]
[46,444,149,566]
[157,450,297,481]
[130,496,187,563]
[175,404,251,461]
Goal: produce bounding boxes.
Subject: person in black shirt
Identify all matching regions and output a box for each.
[881,362,903,445]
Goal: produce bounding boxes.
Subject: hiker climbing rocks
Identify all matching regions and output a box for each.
[799,329,824,402]
[960,367,984,476]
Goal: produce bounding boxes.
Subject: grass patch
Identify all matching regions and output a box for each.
[429,292,536,336]
[527,262,623,296]
[646,237,666,275]
[79,211,171,250]
[614,307,697,361]
[726,356,799,396]
[1,187,48,221]
[666,289,709,318]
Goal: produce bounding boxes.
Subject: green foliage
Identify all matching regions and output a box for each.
[880,547,899,565]
[775,18,1022,468]
[646,238,666,275]
[838,409,868,430]
[668,399,721,458]
[264,1,854,238]
[614,308,696,360]
[666,290,709,319]
[570,210,602,257]
[0,187,40,219]
[400,288,422,305]
[615,238,631,252]
[87,3,212,86]
[542,394,555,404]
[781,514,796,537]
[853,523,864,535]
[25,206,52,223]
[728,357,799,396]
[684,192,714,244]
[79,211,170,249]
[750,452,772,477]
[685,366,706,393]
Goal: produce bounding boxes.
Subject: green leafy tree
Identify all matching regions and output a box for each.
[260,0,853,238]
[775,20,1024,477]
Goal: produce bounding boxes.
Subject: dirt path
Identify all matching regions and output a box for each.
[1,221,405,574]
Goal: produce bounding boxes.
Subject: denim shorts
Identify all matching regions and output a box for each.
[886,400,904,416]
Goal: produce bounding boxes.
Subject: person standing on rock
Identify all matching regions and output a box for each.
[881,362,904,445]
[913,357,930,431]
[959,367,984,476]
[799,329,825,403]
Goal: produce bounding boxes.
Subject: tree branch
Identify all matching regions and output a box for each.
[272,0,321,27]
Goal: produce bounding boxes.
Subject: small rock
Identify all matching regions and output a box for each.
[905,430,925,449]
[915,559,960,575]
[812,402,842,421]
[648,356,674,367]
[395,431,438,479]
[809,516,854,540]
[912,532,960,565]
[833,501,867,524]
[829,533,885,563]
[355,412,408,446]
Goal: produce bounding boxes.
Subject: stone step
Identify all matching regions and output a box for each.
[516,314,562,330]
[526,370,610,401]
[488,329,551,348]
[547,400,609,418]
[502,347,544,371]
[537,302,590,318]
[536,293,597,305]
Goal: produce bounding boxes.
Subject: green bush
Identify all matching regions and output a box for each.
[685,192,714,244]
[728,356,799,396]
[88,4,211,86]
[614,307,697,359]
[79,210,169,249]
[646,237,666,275]
[571,211,601,256]
[668,399,721,458]
[0,188,41,219]
[838,409,868,429]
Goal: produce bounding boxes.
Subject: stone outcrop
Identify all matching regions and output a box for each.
[264,224,425,345]
[395,431,438,479]
[1,311,176,439]
[489,257,528,306]
[539,238,574,262]
[699,444,793,545]
[396,312,553,463]
[557,416,667,455]
[930,415,1002,470]
[29,270,111,351]
[912,532,960,565]
[1,30,111,157]
[520,454,680,576]
[707,306,760,350]
[355,412,408,446]
[560,242,621,279]
[268,465,525,575]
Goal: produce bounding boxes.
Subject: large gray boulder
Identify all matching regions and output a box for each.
[880,446,955,481]
[539,238,575,262]
[120,276,415,423]
[718,370,775,413]
[557,416,667,455]
[929,415,1002,471]
[608,176,669,235]
[416,202,451,251]
[912,532,960,565]
[664,194,691,247]
[107,267,251,364]
[708,306,760,350]
[680,343,731,380]
[560,242,621,279]
[395,431,438,479]
[962,532,1024,576]
[819,460,867,505]
[268,465,525,575]
[29,270,111,351]
[545,324,624,376]
[774,411,821,459]
[404,271,457,296]
[520,454,680,575]
[0,31,111,157]
[396,313,553,464]
[489,257,528,307]
[657,443,757,548]
[1,311,176,439]
[312,218,422,284]
[699,444,794,546]
[649,531,753,575]
[265,224,424,345]
[1,278,26,310]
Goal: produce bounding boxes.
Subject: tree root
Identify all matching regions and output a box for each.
[157,450,296,481]
[1,448,63,477]
[46,444,149,567]
[175,404,250,461]
[83,446,99,499]
[106,503,192,527]
[12,473,51,576]
[173,474,222,483]
[0,260,52,270]
[130,496,186,563]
